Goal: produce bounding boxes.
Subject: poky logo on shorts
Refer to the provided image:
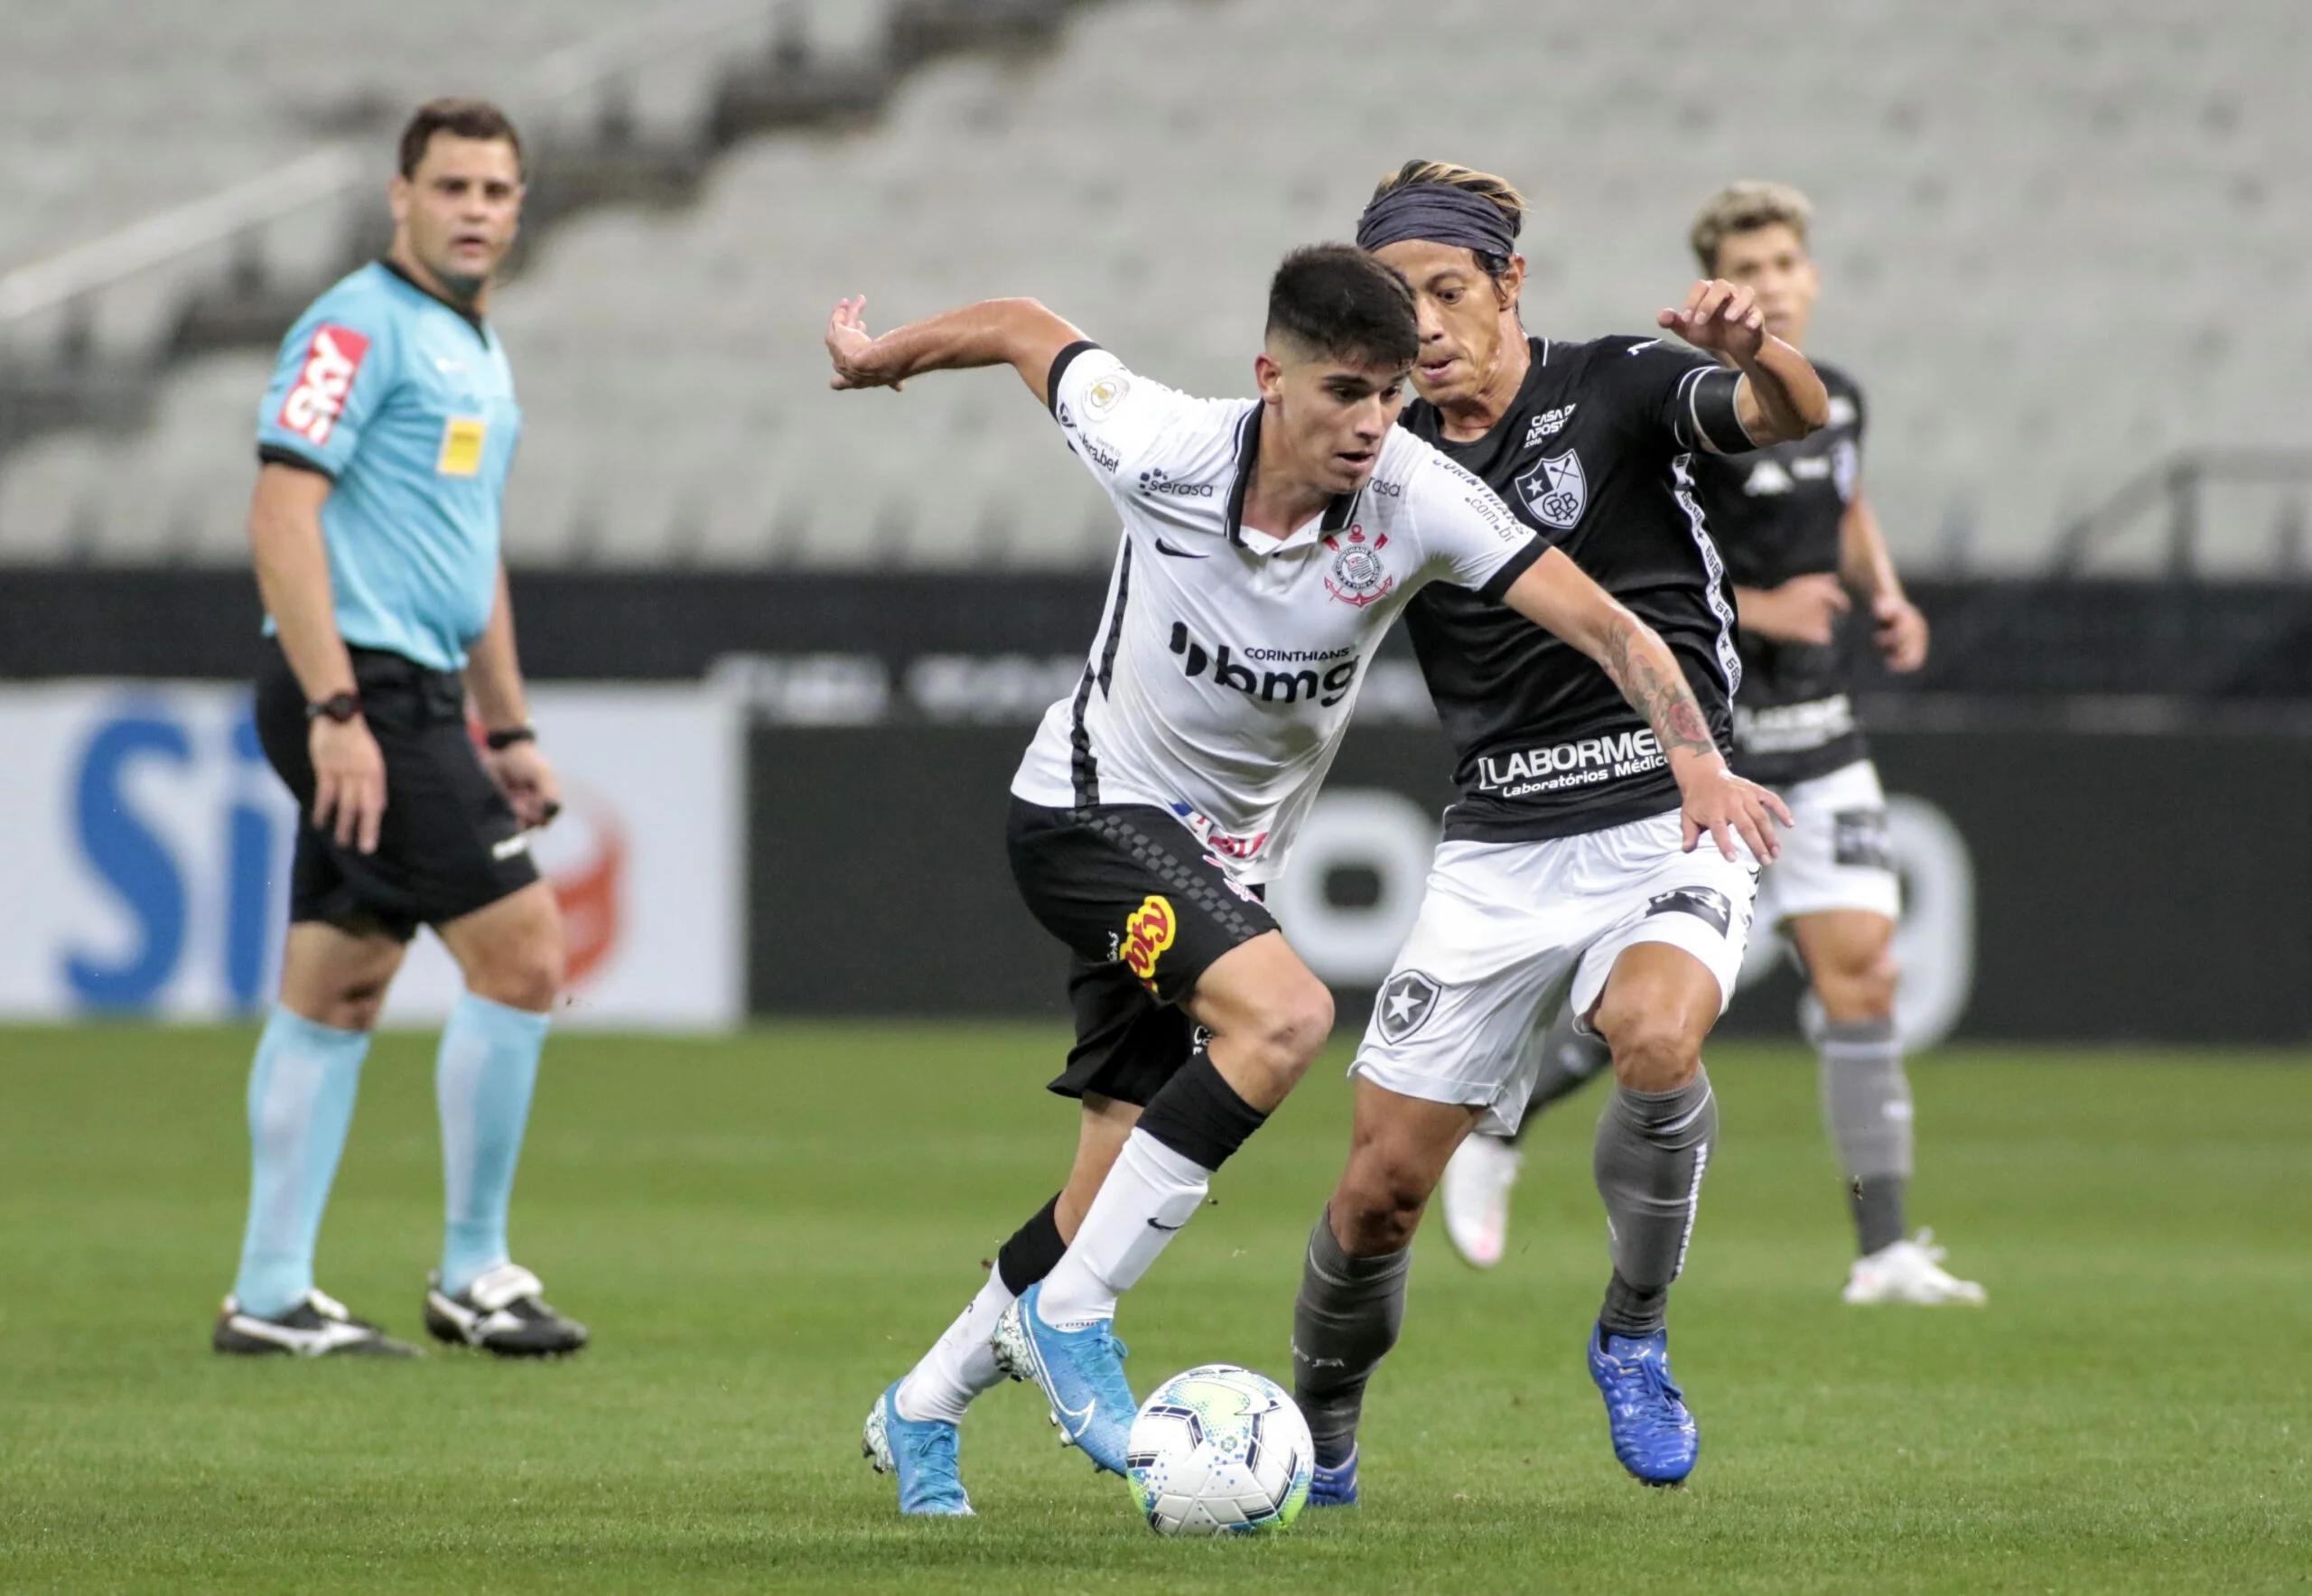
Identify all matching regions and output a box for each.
[276,323,371,446]
[1120,894,1177,989]
[1323,526,1394,609]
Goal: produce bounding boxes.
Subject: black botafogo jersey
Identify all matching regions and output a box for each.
[1693,360,1867,786]
[1399,334,1748,843]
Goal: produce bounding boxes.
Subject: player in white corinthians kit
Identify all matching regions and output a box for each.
[1288,164,1828,1498]
[1439,184,1983,1308]
[822,246,1786,1516]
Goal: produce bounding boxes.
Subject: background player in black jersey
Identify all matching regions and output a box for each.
[1438,183,1984,1308]
[1289,162,1824,1499]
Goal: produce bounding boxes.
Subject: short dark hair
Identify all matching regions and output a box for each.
[397,98,523,179]
[1265,245,1420,369]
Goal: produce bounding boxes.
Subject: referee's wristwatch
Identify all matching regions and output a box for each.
[305,691,362,724]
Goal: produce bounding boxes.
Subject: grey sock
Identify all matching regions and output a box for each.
[1506,1005,1614,1145]
[1290,1207,1411,1468]
[1819,1017,1914,1254]
[1850,1175,1907,1256]
[1592,1069,1717,1339]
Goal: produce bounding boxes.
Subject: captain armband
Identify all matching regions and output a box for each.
[1685,367,1755,453]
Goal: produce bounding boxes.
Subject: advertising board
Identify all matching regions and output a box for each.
[747,722,2312,1043]
[0,683,743,1029]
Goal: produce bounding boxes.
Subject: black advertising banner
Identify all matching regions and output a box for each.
[750,724,2312,1044]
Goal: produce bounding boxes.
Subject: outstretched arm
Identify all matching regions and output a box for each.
[825,295,1086,406]
[1499,548,1792,862]
[1657,278,1828,447]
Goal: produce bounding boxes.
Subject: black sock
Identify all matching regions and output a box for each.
[995,1193,1066,1295]
[1135,1050,1267,1171]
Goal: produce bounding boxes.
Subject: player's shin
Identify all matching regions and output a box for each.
[894,1195,1067,1423]
[1592,1066,1718,1338]
[1291,1206,1410,1469]
[1032,1054,1266,1329]
[233,1007,372,1316]
[1819,1017,1914,1254]
[435,992,549,1296]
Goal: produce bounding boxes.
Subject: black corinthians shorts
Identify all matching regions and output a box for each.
[1007,798,1278,1107]
[255,643,541,943]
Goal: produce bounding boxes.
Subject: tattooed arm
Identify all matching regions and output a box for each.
[1499,547,1791,861]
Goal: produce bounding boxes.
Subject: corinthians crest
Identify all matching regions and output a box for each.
[1514,448,1588,531]
[1322,525,1394,608]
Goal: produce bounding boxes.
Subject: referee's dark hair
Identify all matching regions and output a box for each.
[1265,245,1421,369]
[397,98,524,179]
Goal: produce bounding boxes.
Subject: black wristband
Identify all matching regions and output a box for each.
[305,691,362,723]
[484,724,536,751]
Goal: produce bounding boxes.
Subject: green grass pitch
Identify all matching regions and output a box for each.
[0,1023,2306,1592]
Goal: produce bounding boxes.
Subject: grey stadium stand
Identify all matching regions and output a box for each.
[1,0,2307,573]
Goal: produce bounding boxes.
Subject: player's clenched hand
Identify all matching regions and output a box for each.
[1677,762,1792,863]
[1740,573,1851,646]
[1873,591,1930,673]
[825,296,902,391]
[311,716,387,854]
[486,741,562,830]
[1660,278,1767,363]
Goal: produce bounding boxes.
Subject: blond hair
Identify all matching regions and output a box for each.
[1369,160,1526,266]
[1689,182,1813,274]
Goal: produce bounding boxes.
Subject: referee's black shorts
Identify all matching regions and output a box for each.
[254,642,539,943]
[1007,798,1278,1108]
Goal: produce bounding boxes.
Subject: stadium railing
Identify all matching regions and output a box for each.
[2051,448,2312,578]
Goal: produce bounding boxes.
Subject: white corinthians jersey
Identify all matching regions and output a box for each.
[1013,342,1545,885]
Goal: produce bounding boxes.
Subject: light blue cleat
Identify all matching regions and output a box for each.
[1587,1323,1699,1486]
[990,1283,1136,1476]
[862,1381,974,1516]
[1308,1444,1359,1507]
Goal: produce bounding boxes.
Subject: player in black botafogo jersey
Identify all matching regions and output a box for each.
[821,246,1785,1516]
[1439,184,1983,1308]
[1289,163,1827,1498]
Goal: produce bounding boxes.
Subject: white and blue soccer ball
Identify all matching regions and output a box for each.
[1125,1363,1313,1536]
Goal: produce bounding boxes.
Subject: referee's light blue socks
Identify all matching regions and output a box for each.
[435,991,550,1297]
[233,1007,371,1319]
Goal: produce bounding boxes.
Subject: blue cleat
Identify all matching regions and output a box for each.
[990,1283,1136,1476]
[1588,1322,1699,1485]
[1308,1444,1360,1507]
[862,1381,974,1516]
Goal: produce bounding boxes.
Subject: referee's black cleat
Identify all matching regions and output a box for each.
[213,1289,422,1358]
[424,1263,588,1358]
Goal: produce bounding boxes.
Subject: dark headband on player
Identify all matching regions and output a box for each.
[1355,182,1518,261]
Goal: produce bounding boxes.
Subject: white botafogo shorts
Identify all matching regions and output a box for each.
[1351,807,1761,1135]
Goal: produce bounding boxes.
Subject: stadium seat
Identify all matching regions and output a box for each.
[3,0,2308,571]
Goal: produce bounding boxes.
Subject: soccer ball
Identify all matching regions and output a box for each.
[1125,1364,1313,1536]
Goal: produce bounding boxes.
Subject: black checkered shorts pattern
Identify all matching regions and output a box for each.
[1007,798,1278,1107]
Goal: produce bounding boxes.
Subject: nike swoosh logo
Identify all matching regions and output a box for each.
[1146,1218,1185,1232]
[1045,1358,1096,1430]
[1152,537,1209,559]
[1627,340,1660,355]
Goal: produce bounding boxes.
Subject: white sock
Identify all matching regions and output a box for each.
[1034,1130,1210,1330]
[894,1271,1014,1424]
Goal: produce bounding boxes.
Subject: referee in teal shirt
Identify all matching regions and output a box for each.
[218,98,584,1358]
